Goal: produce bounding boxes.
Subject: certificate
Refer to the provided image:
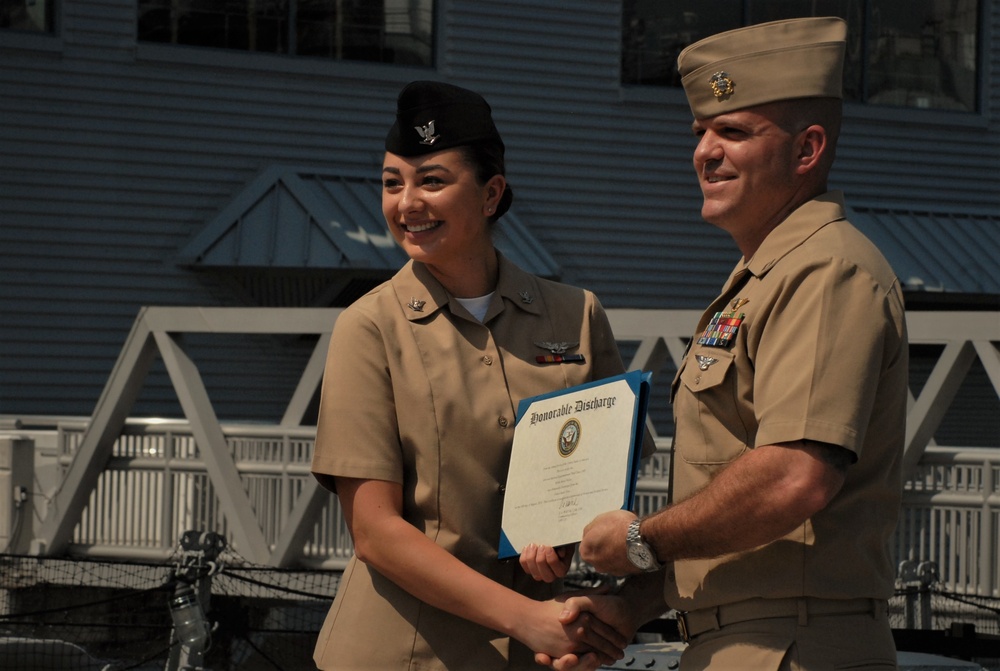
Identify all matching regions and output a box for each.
[498,370,651,559]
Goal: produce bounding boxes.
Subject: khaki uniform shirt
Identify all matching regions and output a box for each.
[312,253,634,670]
[666,192,907,612]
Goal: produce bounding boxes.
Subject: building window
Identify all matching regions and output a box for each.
[1,0,54,32]
[622,0,979,112]
[138,0,434,66]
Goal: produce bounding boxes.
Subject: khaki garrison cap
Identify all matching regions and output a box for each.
[677,17,847,118]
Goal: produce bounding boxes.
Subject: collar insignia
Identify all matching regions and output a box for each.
[407,297,426,312]
[414,120,439,145]
[695,355,719,371]
[709,71,735,100]
[535,341,578,354]
[519,291,534,304]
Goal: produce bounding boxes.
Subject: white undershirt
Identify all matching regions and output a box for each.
[454,293,494,322]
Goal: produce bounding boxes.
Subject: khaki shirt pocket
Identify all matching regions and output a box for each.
[675,348,746,465]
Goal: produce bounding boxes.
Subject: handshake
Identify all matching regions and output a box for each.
[519,510,663,670]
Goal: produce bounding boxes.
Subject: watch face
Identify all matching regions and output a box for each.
[627,543,654,569]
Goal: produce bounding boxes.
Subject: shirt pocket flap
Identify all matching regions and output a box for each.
[679,349,734,393]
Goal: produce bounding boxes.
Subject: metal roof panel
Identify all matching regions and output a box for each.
[848,206,1000,294]
[177,166,560,278]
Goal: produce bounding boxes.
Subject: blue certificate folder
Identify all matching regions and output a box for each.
[498,369,652,559]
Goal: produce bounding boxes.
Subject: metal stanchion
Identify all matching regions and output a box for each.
[165,531,226,671]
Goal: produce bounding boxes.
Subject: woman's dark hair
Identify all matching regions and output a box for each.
[459,142,514,224]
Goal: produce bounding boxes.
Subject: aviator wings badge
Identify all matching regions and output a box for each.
[535,341,578,354]
[695,355,719,371]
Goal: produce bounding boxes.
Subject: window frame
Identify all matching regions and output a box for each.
[134,0,437,70]
[0,0,59,51]
[0,0,57,35]
[619,0,985,115]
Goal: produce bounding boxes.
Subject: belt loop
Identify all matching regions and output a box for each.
[709,606,721,632]
[797,598,808,626]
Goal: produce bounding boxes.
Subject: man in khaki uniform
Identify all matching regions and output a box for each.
[541,17,907,671]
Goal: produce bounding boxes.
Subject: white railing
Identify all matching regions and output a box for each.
[2,308,997,593]
[20,420,991,598]
[45,421,669,569]
[895,448,999,597]
[52,421,350,567]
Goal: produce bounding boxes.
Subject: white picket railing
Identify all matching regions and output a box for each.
[895,448,999,596]
[1,308,996,597]
[29,421,991,598]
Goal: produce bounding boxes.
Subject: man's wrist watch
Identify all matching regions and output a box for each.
[626,519,661,571]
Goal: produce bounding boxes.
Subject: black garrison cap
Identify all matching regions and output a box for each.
[385,81,505,157]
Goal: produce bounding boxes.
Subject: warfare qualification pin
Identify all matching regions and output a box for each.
[730,297,750,311]
[534,340,584,364]
[695,355,718,371]
[535,341,578,354]
[709,71,735,100]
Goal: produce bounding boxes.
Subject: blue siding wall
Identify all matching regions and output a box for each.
[1,0,998,420]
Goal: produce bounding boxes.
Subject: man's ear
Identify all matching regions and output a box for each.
[795,125,828,175]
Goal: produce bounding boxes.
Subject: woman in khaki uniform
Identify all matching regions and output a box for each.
[310,81,632,670]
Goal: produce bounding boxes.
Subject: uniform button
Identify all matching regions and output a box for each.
[498,484,506,494]
[694,376,702,385]
[483,355,493,365]
[498,416,509,428]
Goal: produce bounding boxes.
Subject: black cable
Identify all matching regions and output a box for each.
[219,570,333,600]
[931,589,1000,618]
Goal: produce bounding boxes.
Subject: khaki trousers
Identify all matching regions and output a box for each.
[679,600,897,671]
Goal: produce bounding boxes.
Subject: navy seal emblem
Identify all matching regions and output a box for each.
[558,419,581,457]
